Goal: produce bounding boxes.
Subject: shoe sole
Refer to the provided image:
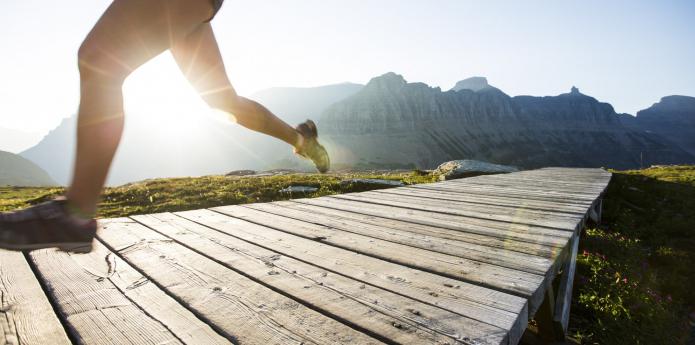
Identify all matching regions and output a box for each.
[0,240,94,253]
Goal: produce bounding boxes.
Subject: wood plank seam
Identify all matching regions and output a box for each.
[20,251,78,345]
[326,195,578,232]
[377,189,590,216]
[117,218,397,345]
[174,210,528,338]
[207,208,547,304]
[93,237,240,344]
[133,213,513,344]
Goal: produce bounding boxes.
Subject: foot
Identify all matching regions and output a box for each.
[0,198,96,253]
[294,120,330,173]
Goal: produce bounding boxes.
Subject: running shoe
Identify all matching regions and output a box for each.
[294,119,330,173]
[0,198,96,253]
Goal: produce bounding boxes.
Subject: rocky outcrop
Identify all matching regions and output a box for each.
[451,77,495,92]
[319,73,695,169]
[620,96,695,157]
[434,160,518,180]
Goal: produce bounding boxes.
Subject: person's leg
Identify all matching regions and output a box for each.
[66,0,215,216]
[170,23,301,148]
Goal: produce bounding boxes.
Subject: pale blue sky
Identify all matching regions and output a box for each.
[1,0,694,135]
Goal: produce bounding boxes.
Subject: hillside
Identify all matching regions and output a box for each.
[319,73,695,169]
[0,150,56,186]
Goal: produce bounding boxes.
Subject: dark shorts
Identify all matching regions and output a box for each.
[206,0,224,22]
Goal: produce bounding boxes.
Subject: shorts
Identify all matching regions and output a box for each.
[206,0,224,22]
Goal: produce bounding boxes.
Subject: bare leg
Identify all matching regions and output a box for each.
[66,0,214,215]
[171,23,301,148]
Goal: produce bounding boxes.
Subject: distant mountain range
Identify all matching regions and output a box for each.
[320,73,695,169]
[0,150,55,186]
[16,73,695,186]
[20,83,362,186]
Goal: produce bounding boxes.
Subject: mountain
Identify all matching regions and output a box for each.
[318,73,695,169]
[619,96,695,156]
[251,83,363,125]
[20,83,363,186]
[0,127,43,153]
[0,150,56,186]
[451,77,496,92]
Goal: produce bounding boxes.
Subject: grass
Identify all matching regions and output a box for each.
[2,166,694,344]
[569,165,695,344]
[0,170,437,218]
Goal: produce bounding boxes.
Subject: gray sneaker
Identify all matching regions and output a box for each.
[0,198,96,253]
[295,120,330,173]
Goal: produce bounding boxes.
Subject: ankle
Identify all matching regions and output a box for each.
[63,198,96,220]
[294,132,305,150]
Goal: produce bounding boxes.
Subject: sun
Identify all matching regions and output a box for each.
[122,53,219,133]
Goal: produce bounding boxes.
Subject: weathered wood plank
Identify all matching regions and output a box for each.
[133,213,512,345]
[380,187,590,215]
[0,250,71,345]
[422,182,599,202]
[28,243,189,345]
[336,191,585,230]
[481,175,610,189]
[554,233,580,334]
[294,197,573,246]
[274,200,562,258]
[216,205,547,292]
[178,208,529,330]
[412,183,597,205]
[245,201,555,273]
[450,179,605,196]
[98,218,381,345]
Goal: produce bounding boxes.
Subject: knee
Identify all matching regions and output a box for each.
[77,41,128,85]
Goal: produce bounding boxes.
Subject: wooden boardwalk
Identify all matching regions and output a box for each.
[0,168,611,345]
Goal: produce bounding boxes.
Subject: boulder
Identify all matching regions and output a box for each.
[434,160,518,180]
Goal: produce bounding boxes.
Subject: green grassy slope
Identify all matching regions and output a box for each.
[570,166,695,344]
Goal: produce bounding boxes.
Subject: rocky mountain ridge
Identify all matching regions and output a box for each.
[319,73,695,169]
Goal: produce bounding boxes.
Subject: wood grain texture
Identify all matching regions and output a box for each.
[334,191,584,230]
[413,183,599,204]
[214,205,546,295]
[28,243,188,345]
[245,202,554,274]
[0,250,71,345]
[133,213,511,345]
[271,200,562,258]
[379,187,590,215]
[294,197,573,247]
[178,208,528,334]
[98,218,381,345]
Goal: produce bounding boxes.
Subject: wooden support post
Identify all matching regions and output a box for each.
[535,232,581,343]
[589,198,603,223]
[553,232,580,335]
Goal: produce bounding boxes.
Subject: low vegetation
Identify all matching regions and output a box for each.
[0,171,437,218]
[2,166,693,344]
[570,165,695,344]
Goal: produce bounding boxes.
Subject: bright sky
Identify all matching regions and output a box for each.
[1,0,694,135]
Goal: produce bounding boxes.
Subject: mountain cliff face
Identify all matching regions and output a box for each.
[620,96,695,156]
[0,150,56,186]
[319,73,694,169]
